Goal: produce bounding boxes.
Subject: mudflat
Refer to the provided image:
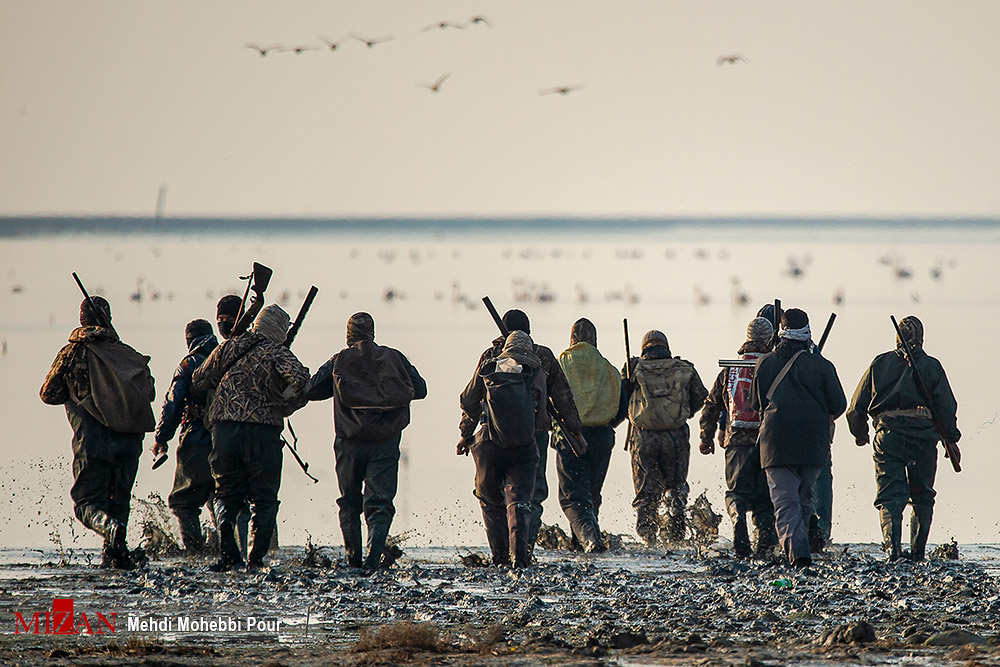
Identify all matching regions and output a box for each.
[3,543,1000,666]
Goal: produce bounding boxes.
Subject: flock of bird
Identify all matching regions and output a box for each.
[246,16,748,96]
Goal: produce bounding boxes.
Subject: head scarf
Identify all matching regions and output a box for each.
[778,308,812,342]
[498,330,541,368]
[80,296,112,327]
[502,309,530,335]
[739,317,774,354]
[896,315,924,351]
[346,312,376,346]
[570,318,597,347]
[252,304,290,344]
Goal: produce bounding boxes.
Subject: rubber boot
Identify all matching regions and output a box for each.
[175,510,205,554]
[246,513,277,570]
[577,521,607,554]
[880,510,903,562]
[482,505,511,567]
[210,503,245,572]
[510,502,533,569]
[732,516,751,559]
[235,505,251,560]
[342,519,363,569]
[752,512,778,559]
[808,513,826,554]
[362,523,390,572]
[910,509,932,562]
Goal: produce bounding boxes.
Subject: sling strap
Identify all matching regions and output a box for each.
[765,350,805,403]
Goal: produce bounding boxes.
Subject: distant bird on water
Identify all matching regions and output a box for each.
[717,54,749,66]
[423,20,464,31]
[420,73,450,93]
[350,32,394,48]
[319,35,347,51]
[539,85,583,96]
[246,43,280,57]
[467,15,492,27]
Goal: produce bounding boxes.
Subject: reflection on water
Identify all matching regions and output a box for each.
[1,219,999,550]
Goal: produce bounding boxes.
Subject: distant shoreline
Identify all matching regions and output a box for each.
[1,215,998,239]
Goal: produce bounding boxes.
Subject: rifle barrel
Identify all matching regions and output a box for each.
[72,272,117,336]
[285,286,319,348]
[817,312,837,352]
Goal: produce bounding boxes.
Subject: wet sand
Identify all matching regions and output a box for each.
[3,542,1000,666]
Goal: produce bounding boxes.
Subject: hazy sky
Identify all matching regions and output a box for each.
[2,1,999,218]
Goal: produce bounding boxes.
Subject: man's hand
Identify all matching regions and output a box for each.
[152,441,168,458]
[855,433,870,447]
[699,439,715,455]
[456,437,471,456]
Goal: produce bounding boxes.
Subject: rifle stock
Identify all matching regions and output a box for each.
[232,262,273,337]
[481,296,587,457]
[890,315,961,473]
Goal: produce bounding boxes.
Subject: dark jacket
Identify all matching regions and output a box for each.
[307,345,427,441]
[154,333,218,444]
[846,348,960,443]
[459,336,582,441]
[750,339,846,468]
[40,326,119,406]
[192,332,310,428]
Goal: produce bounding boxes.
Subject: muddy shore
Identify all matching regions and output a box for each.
[3,542,1000,666]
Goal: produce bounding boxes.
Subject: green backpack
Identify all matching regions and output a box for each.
[628,357,694,431]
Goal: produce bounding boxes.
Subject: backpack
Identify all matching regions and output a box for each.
[558,343,621,427]
[628,357,694,431]
[333,341,415,410]
[480,360,539,448]
[726,353,763,428]
[77,340,156,433]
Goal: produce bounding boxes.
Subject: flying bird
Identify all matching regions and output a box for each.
[423,20,464,31]
[350,32,394,48]
[467,15,492,27]
[539,85,583,96]
[319,35,346,51]
[717,54,749,66]
[284,45,319,54]
[420,73,450,93]
[246,43,280,57]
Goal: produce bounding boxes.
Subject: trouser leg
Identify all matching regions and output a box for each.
[360,436,401,570]
[631,431,666,546]
[505,444,539,568]
[811,453,833,550]
[209,422,250,565]
[243,425,283,566]
[873,431,909,561]
[526,431,549,554]
[724,445,754,557]
[766,466,818,564]
[661,427,691,543]
[335,437,367,567]
[473,441,511,566]
[556,426,609,551]
[906,437,938,561]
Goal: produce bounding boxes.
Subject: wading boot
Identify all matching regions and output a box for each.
[909,510,932,562]
[511,503,534,569]
[880,511,903,562]
[482,506,511,567]
[246,515,277,571]
[362,523,390,573]
[752,514,779,559]
[209,523,245,572]
[342,520,364,569]
[808,513,826,554]
[175,511,205,554]
[732,517,751,559]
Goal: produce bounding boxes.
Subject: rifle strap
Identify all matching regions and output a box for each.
[765,351,805,403]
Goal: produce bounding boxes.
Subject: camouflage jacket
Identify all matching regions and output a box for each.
[192,332,310,428]
[459,336,582,441]
[40,326,119,405]
[154,333,218,444]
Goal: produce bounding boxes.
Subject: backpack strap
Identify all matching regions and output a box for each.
[765,350,805,403]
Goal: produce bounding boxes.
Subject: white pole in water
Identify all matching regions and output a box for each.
[155,184,167,219]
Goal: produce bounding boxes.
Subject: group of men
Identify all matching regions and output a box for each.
[41,289,961,572]
[41,294,425,572]
[456,305,961,569]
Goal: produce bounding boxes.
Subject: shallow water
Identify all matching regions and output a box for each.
[1,218,998,551]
